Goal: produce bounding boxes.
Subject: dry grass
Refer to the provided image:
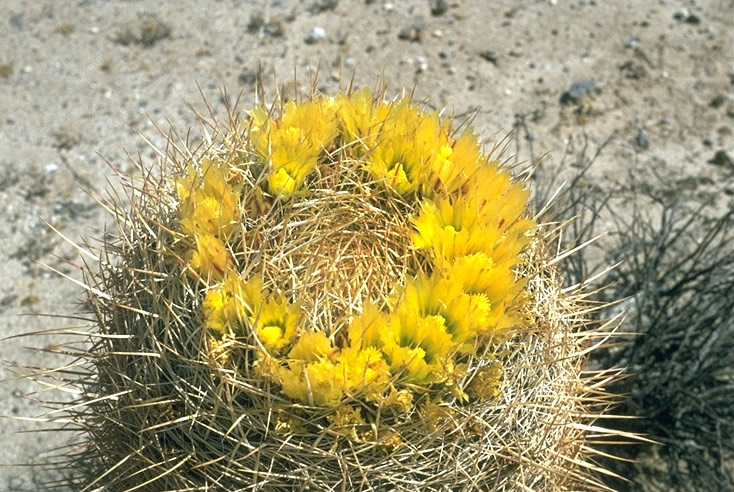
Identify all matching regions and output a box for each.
[592,191,734,492]
[527,136,734,491]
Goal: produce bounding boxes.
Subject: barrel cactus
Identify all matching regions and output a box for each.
[47,86,619,490]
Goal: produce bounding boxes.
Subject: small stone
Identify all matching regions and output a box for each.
[416,55,428,72]
[684,12,701,24]
[625,37,639,49]
[620,60,647,80]
[53,127,81,150]
[398,25,423,42]
[0,294,17,307]
[635,130,650,150]
[708,150,734,169]
[311,0,339,12]
[239,69,257,86]
[673,8,689,20]
[429,0,449,16]
[306,26,326,44]
[0,64,12,78]
[675,176,700,191]
[709,95,726,109]
[673,8,700,24]
[247,13,264,32]
[560,79,595,105]
[8,476,26,489]
[479,49,498,65]
[9,13,25,30]
[115,14,172,48]
[265,19,285,37]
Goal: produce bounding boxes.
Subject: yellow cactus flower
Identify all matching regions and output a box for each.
[446,253,512,300]
[424,129,483,196]
[392,313,455,363]
[412,188,533,269]
[381,342,431,384]
[202,287,230,334]
[189,233,231,281]
[251,99,338,153]
[347,301,391,350]
[250,98,338,195]
[177,158,240,238]
[335,88,382,148]
[254,294,300,351]
[390,273,486,351]
[288,331,334,362]
[280,359,344,406]
[365,101,450,195]
[338,346,390,400]
[365,139,421,194]
[203,273,301,351]
[212,275,301,350]
[203,273,259,334]
[267,167,298,195]
[280,98,339,150]
[411,196,491,265]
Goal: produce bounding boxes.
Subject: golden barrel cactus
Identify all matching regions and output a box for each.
[47,86,619,490]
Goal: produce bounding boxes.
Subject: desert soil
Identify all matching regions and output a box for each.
[1,0,732,490]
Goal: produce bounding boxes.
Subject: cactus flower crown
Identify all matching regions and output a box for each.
[177,88,534,411]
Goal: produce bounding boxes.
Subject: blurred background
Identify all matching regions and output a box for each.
[1,0,732,490]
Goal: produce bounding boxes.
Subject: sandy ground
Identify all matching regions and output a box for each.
[1,0,732,489]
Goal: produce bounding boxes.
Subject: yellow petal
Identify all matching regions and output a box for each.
[288,331,334,362]
[190,234,230,281]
